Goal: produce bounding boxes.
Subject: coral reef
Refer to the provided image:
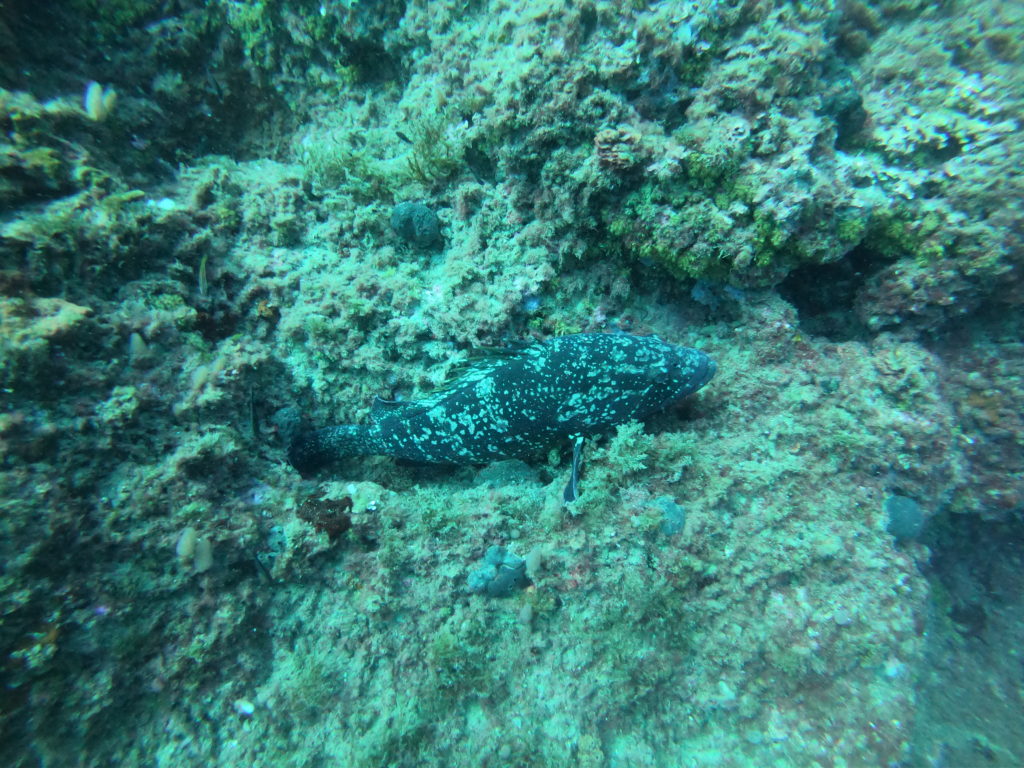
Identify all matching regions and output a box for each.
[0,0,1022,766]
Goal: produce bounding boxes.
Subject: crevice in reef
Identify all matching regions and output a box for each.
[778,244,892,341]
[910,511,1024,765]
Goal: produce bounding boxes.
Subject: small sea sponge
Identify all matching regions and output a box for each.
[467,546,529,597]
[390,201,440,248]
[885,494,925,543]
[593,126,645,171]
[655,496,686,536]
[297,493,353,540]
[83,81,117,121]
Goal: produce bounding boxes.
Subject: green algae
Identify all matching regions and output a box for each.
[0,0,1022,766]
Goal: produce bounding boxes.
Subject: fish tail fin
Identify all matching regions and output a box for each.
[288,425,377,475]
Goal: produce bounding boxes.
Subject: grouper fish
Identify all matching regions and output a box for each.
[288,333,716,500]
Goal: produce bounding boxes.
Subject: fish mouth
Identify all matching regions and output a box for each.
[695,355,717,390]
[676,352,716,399]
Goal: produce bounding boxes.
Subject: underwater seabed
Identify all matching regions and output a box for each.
[1,0,1022,766]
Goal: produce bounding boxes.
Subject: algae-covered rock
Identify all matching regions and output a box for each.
[0,1,1021,767]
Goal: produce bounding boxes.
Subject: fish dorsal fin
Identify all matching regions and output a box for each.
[433,342,536,389]
[370,341,539,421]
[369,396,428,421]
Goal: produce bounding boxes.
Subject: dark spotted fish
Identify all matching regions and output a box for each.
[288,333,716,497]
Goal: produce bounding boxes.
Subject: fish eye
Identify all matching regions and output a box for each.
[648,363,681,384]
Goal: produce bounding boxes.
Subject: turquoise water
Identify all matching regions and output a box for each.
[1,1,1021,766]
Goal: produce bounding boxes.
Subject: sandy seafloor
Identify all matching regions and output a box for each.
[1,1,1022,766]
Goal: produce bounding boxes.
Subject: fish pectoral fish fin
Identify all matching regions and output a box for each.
[562,434,585,505]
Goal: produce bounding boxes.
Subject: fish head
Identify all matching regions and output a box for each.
[648,346,717,406]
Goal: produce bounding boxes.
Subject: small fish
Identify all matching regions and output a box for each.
[289,333,716,497]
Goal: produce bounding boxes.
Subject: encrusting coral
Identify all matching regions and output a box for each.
[0,1,1022,766]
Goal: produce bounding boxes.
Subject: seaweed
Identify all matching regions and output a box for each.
[403,114,461,186]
